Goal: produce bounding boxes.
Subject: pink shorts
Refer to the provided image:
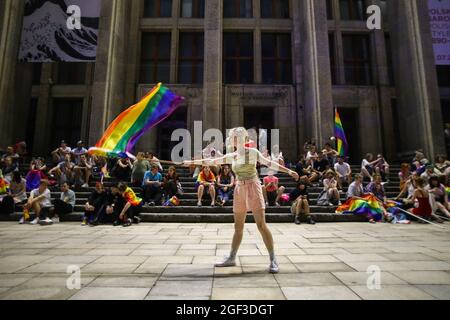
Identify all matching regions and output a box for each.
[233,177,266,213]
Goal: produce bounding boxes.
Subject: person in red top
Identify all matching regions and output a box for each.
[196,166,216,207]
[116,183,143,227]
[263,170,286,207]
[409,178,444,223]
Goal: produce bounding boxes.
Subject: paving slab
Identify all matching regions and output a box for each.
[70,287,150,300]
[281,286,361,300]
[211,287,285,300]
[349,285,435,300]
[391,271,450,285]
[416,285,450,299]
[332,272,407,286]
[149,280,212,298]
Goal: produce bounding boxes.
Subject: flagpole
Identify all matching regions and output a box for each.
[333,106,337,152]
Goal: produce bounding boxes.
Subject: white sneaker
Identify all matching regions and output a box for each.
[30,218,40,225]
[215,256,237,268]
[39,218,53,226]
[82,183,89,188]
[52,217,60,224]
[19,217,26,225]
[269,260,280,274]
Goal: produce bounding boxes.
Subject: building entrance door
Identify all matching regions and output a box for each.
[51,98,83,151]
[157,107,188,161]
[244,107,275,151]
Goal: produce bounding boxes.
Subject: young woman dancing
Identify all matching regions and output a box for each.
[183,128,299,273]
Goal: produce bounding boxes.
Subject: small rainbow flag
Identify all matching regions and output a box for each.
[123,187,143,207]
[0,177,9,194]
[89,83,184,158]
[335,110,348,157]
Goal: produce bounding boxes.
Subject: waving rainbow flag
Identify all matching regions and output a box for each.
[335,110,348,157]
[89,83,184,158]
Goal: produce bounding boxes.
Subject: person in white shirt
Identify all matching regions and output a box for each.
[74,154,93,188]
[51,140,72,164]
[202,138,223,176]
[334,156,352,189]
[20,180,53,225]
[71,141,88,165]
[361,153,380,181]
[305,144,318,166]
[346,174,364,200]
[271,144,285,166]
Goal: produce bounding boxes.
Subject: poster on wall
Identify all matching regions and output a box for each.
[18,0,102,62]
[429,0,450,65]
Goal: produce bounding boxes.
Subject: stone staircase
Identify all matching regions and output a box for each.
[2,164,403,223]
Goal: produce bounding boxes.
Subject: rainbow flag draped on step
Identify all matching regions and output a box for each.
[89,83,184,158]
[335,110,348,157]
[336,194,384,221]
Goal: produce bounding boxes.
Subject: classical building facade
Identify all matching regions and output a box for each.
[0,0,448,163]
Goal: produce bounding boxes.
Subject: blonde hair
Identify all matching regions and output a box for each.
[227,127,249,151]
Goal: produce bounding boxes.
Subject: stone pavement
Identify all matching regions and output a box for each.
[0,222,449,300]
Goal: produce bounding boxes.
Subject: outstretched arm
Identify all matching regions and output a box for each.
[183,153,235,167]
[255,149,299,180]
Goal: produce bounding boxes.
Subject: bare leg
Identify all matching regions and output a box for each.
[262,188,268,203]
[295,201,302,216]
[309,173,319,183]
[436,202,450,218]
[231,211,247,254]
[276,186,285,203]
[331,188,340,203]
[337,177,343,190]
[384,166,390,178]
[197,185,205,204]
[361,168,371,180]
[302,199,310,215]
[32,202,41,218]
[85,169,91,185]
[209,185,216,206]
[252,209,274,255]
[253,209,279,273]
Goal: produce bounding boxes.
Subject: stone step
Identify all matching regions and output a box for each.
[36,190,402,203]
[14,204,340,214]
[2,212,367,223]
[69,184,402,193]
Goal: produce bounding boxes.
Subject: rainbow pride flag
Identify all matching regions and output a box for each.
[123,187,143,207]
[89,83,184,158]
[0,177,9,194]
[335,110,348,157]
[336,194,384,221]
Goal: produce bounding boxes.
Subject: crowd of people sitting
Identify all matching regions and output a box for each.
[1,139,449,227]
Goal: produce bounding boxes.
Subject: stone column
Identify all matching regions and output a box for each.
[0,0,25,146]
[299,0,334,146]
[203,0,223,131]
[88,0,131,146]
[291,0,304,158]
[388,0,446,157]
[369,0,396,159]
